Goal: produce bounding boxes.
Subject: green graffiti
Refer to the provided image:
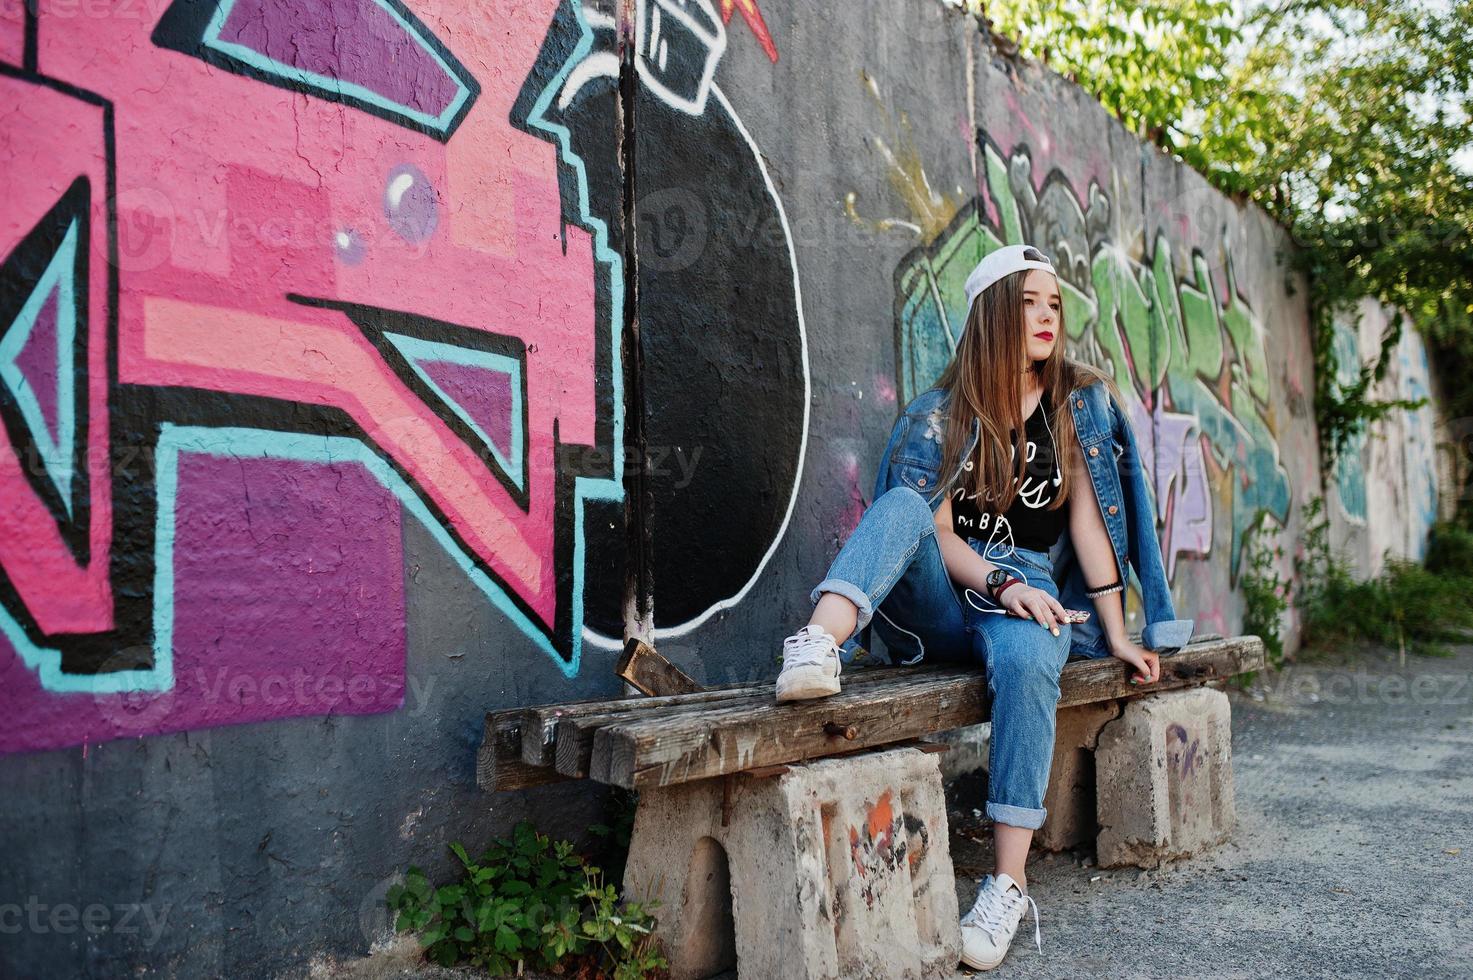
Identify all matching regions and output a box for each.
[894,133,1293,582]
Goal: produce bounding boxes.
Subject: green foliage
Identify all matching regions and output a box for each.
[385,822,666,979]
[1309,304,1426,472]
[1426,520,1473,578]
[953,0,1239,153]
[1237,498,1473,663]
[1239,2,1473,430]
[947,0,1473,465]
[1295,499,1473,658]
[588,787,640,887]
[1238,509,1291,669]
[578,871,669,980]
[1299,560,1473,659]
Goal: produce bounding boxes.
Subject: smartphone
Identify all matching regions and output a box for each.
[1008,608,1091,623]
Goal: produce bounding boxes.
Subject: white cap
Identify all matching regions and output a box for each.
[963,244,1058,315]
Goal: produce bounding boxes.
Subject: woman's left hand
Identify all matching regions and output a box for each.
[1107,635,1159,684]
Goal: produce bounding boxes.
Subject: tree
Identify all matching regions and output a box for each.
[951,0,1473,475]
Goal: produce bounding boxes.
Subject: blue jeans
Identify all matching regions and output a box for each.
[809,486,1072,830]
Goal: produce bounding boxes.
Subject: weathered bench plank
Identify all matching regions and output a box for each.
[548,668,910,777]
[1055,636,1254,708]
[616,638,704,696]
[491,674,892,788]
[476,711,574,792]
[592,636,1264,789]
[593,670,985,789]
[480,635,1263,792]
[521,682,756,769]
[479,681,743,791]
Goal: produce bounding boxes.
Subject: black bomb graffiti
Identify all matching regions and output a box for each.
[515,0,809,641]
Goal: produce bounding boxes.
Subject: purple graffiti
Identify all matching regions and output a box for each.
[218,0,464,117]
[1130,398,1212,578]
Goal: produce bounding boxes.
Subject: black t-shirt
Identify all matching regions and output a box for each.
[949,392,1066,553]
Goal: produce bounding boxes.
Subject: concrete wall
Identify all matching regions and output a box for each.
[1325,297,1445,576]
[0,0,1448,975]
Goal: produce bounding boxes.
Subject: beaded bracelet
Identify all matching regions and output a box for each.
[993,577,1024,601]
[1084,579,1125,599]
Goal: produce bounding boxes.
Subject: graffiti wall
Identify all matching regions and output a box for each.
[1,0,808,973]
[891,139,1292,587]
[2,0,603,753]
[1326,297,1442,574]
[0,0,1445,975]
[829,25,1322,642]
[0,0,808,757]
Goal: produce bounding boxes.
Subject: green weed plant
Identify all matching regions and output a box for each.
[386,821,667,979]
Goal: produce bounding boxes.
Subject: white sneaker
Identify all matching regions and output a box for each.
[958,873,1041,971]
[774,625,842,702]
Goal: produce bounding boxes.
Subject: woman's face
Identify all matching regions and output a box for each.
[1021,268,1062,364]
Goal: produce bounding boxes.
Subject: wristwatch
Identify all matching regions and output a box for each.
[986,568,1020,601]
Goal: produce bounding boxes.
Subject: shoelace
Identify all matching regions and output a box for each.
[782,629,842,673]
[962,885,1042,954]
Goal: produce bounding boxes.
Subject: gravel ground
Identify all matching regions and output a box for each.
[949,642,1473,979]
[323,643,1473,980]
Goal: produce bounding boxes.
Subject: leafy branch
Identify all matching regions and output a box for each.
[944,0,1472,486]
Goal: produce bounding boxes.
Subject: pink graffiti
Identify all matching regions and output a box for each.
[0,74,115,638]
[1,0,601,753]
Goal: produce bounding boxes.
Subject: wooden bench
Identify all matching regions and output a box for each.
[479,633,1261,793]
[477,634,1264,980]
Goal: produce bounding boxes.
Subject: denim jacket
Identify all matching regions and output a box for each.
[872,382,1194,658]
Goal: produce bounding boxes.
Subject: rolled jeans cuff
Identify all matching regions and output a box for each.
[810,578,875,632]
[987,800,1047,830]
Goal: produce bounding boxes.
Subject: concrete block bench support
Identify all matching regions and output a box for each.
[1036,700,1123,852]
[622,746,962,980]
[478,636,1264,977]
[1094,687,1236,867]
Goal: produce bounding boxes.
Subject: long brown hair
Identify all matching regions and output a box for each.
[934,262,1115,512]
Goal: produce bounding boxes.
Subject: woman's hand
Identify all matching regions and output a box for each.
[1107,635,1160,684]
[1001,584,1069,634]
